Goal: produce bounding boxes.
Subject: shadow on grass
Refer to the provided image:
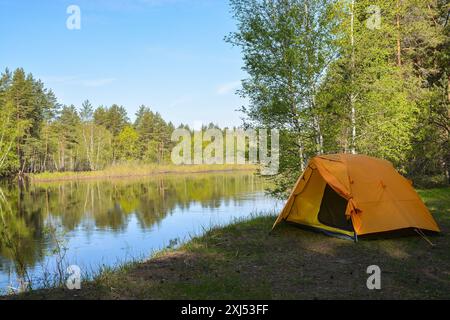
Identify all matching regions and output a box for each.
[6,188,450,300]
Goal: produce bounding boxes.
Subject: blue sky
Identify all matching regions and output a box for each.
[0,0,247,128]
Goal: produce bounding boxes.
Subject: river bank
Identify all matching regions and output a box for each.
[26,164,258,183]
[4,188,449,300]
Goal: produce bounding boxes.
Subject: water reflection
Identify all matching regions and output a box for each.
[0,173,277,293]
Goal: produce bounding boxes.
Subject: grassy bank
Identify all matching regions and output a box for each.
[27,164,258,182]
[5,188,450,300]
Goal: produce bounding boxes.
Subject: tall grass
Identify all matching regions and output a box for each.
[29,163,257,182]
[0,210,275,296]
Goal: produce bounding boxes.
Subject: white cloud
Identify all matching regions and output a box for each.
[216,81,240,95]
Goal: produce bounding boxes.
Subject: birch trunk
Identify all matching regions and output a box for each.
[350,0,357,154]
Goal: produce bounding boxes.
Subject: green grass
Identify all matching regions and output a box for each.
[28,163,257,182]
[4,187,450,300]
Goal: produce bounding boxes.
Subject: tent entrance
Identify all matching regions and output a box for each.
[317,184,353,232]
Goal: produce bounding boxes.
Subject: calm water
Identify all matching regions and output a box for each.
[0,172,279,293]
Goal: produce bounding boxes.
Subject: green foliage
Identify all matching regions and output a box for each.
[227,0,341,197]
[228,0,449,196]
[0,68,60,173]
[94,104,129,136]
[0,1,448,187]
[116,126,139,161]
[0,70,174,176]
[134,105,174,164]
[0,101,20,176]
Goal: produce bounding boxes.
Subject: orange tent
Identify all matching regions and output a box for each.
[273,154,440,239]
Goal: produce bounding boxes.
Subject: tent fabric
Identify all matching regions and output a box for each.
[273,154,440,237]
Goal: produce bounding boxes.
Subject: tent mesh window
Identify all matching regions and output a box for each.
[317,184,353,231]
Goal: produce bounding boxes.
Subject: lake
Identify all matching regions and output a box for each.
[0,172,279,294]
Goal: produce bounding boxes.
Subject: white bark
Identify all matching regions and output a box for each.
[350,0,357,154]
[298,138,305,172]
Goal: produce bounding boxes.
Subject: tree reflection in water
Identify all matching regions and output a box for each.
[0,173,273,293]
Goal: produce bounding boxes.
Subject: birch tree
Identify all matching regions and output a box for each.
[227,0,339,197]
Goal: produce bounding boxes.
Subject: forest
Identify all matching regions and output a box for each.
[0,0,449,300]
[0,0,449,195]
[0,67,185,176]
[227,0,449,195]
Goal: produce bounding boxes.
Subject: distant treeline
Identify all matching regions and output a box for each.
[0,68,225,177]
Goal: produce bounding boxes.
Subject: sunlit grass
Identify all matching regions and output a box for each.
[4,188,449,300]
[28,163,258,182]
[418,188,450,219]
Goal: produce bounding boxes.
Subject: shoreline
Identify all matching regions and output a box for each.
[26,164,258,183]
[3,187,449,300]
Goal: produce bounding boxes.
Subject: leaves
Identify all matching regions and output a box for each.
[228,0,449,196]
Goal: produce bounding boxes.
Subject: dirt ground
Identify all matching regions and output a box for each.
[6,188,450,300]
